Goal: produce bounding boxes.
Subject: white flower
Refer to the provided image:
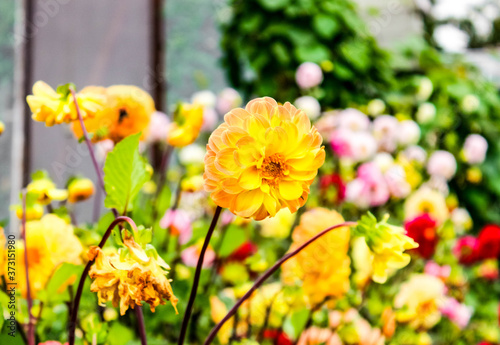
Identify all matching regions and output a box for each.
[191,90,217,108]
[216,88,242,115]
[397,120,421,146]
[463,134,488,164]
[434,24,469,53]
[295,62,323,89]
[427,150,457,180]
[367,99,386,117]
[351,132,378,162]
[414,0,432,12]
[337,108,370,132]
[372,115,399,152]
[294,96,321,120]
[373,152,394,173]
[178,144,206,166]
[403,145,428,164]
[422,175,450,195]
[385,164,411,199]
[201,107,218,132]
[417,77,434,101]
[461,94,480,113]
[416,102,436,124]
[451,208,472,233]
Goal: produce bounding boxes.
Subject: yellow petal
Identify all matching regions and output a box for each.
[279,180,303,200]
[238,166,262,190]
[233,189,264,218]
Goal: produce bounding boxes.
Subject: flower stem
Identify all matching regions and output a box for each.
[68,216,138,345]
[177,206,223,345]
[203,221,357,345]
[70,89,105,192]
[135,306,147,345]
[21,190,35,345]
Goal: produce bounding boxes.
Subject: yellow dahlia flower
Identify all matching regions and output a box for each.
[68,178,95,203]
[204,97,325,220]
[355,213,418,284]
[394,274,445,330]
[15,214,83,298]
[88,234,177,315]
[167,102,204,147]
[27,81,104,126]
[404,187,449,224]
[240,283,291,328]
[27,177,68,205]
[259,207,296,239]
[281,208,350,304]
[72,85,154,143]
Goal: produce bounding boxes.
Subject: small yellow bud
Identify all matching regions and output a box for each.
[68,178,94,203]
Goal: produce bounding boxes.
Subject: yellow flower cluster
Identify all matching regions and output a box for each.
[282,208,351,305]
[167,103,204,147]
[88,234,177,315]
[204,97,325,220]
[355,213,418,284]
[72,85,154,143]
[27,81,104,126]
[11,215,83,298]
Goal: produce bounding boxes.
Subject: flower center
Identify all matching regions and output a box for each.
[262,154,286,180]
[119,108,128,123]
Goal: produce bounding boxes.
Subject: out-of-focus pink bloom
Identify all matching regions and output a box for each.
[39,342,68,345]
[95,139,115,163]
[385,165,411,199]
[396,120,421,146]
[346,163,390,208]
[201,107,218,131]
[330,129,354,158]
[440,297,473,329]
[424,261,451,281]
[337,108,370,132]
[453,236,479,265]
[427,150,457,180]
[221,210,235,226]
[372,115,399,152]
[314,111,338,141]
[147,111,170,143]
[295,62,323,89]
[351,132,378,162]
[463,134,488,165]
[403,145,427,164]
[160,209,192,245]
[181,243,216,268]
[216,88,242,115]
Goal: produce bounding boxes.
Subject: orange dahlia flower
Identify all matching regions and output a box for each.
[281,208,351,304]
[203,97,325,220]
[72,85,154,143]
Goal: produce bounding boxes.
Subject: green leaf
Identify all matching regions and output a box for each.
[294,44,330,63]
[218,225,247,258]
[257,0,289,11]
[103,133,150,213]
[56,82,76,98]
[312,14,339,39]
[283,307,309,340]
[40,263,82,303]
[107,322,134,345]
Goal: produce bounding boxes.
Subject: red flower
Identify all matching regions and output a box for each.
[263,330,293,345]
[227,241,257,262]
[404,214,438,259]
[320,174,346,203]
[476,224,500,260]
[453,236,479,265]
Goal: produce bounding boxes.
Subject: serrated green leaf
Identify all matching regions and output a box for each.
[103,133,150,213]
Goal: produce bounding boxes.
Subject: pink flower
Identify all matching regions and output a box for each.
[346,163,390,208]
[330,130,376,162]
[95,139,115,163]
[453,236,479,265]
[427,150,457,180]
[372,115,399,152]
[221,210,235,226]
[424,261,451,281]
[330,129,354,158]
[396,120,421,146]
[403,145,427,164]
[216,88,242,115]
[463,134,488,165]
[337,108,370,132]
[440,297,473,329]
[201,107,218,131]
[160,209,192,245]
[39,342,68,345]
[295,62,323,89]
[385,165,411,199]
[147,111,170,143]
[181,243,216,268]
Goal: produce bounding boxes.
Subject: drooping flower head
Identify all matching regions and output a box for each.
[88,230,177,315]
[281,208,350,304]
[26,171,68,205]
[204,97,325,220]
[67,177,94,203]
[72,85,154,143]
[167,102,204,147]
[27,81,104,126]
[354,213,418,283]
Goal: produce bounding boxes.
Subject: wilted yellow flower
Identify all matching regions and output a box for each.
[404,187,449,224]
[72,85,154,143]
[27,177,68,205]
[27,81,104,126]
[355,213,418,284]
[15,214,83,298]
[88,234,177,315]
[394,274,445,329]
[282,208,350,304]
[204,97,325,220]
[68,178,94,203]
[167,103,204,147]
[259,207,296,239]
